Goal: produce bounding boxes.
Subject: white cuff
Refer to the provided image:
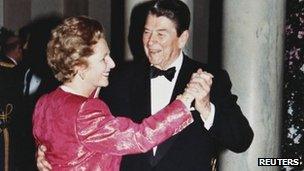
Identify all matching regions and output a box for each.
[201,103,215,130]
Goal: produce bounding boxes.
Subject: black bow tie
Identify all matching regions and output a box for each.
[150,66,176,81]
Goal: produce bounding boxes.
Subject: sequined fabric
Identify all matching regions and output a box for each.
[32,87,193,171]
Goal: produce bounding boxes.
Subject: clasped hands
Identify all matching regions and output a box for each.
[178,68,214,120]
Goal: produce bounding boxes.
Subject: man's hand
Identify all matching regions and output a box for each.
[36,145,52,171]
[186,69,213,120]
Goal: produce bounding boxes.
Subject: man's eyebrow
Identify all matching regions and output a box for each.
[144,28,168,32]
[156,29,168,32]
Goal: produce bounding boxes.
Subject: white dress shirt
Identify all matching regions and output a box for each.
[23,69,41,95]
[150,52,215,155]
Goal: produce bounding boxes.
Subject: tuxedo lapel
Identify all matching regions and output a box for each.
[152,55,196,166]
[170,56,194,103]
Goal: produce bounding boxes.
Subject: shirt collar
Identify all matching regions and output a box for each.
[7,56,17,65]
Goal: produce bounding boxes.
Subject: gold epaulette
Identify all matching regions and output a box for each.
[0,61,15,68]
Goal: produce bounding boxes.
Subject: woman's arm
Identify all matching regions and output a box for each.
[76,98,193,156]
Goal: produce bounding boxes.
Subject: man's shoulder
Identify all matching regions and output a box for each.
[183,55,219,73]
[184,55,230,81]
[184,56,206,68]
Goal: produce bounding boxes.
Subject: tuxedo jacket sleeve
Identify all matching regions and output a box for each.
[206,69,254,153]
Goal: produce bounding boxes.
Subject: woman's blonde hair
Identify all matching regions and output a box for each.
[47,16,104,82]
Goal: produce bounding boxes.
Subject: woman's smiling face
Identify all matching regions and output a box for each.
[83,38,115,88]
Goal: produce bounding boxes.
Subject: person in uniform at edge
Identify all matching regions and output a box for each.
[0,31,24,170]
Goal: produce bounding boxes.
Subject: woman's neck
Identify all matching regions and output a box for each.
[62,80,95,98]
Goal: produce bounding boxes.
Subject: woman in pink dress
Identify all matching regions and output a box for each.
[32,16,199,171]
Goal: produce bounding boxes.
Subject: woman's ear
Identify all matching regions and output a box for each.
[74,64,87,80]
[178,30,189,49]
[74,62,87,72]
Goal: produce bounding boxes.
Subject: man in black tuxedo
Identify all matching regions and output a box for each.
[37,0,253,170]
[103,1,253,170]
[20,16,61,171]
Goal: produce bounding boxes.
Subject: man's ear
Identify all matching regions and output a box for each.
[178,30,189,49]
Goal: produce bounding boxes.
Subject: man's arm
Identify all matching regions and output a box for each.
[207,69,253,153]
[187,69,215,129]
[188,68,253,152]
